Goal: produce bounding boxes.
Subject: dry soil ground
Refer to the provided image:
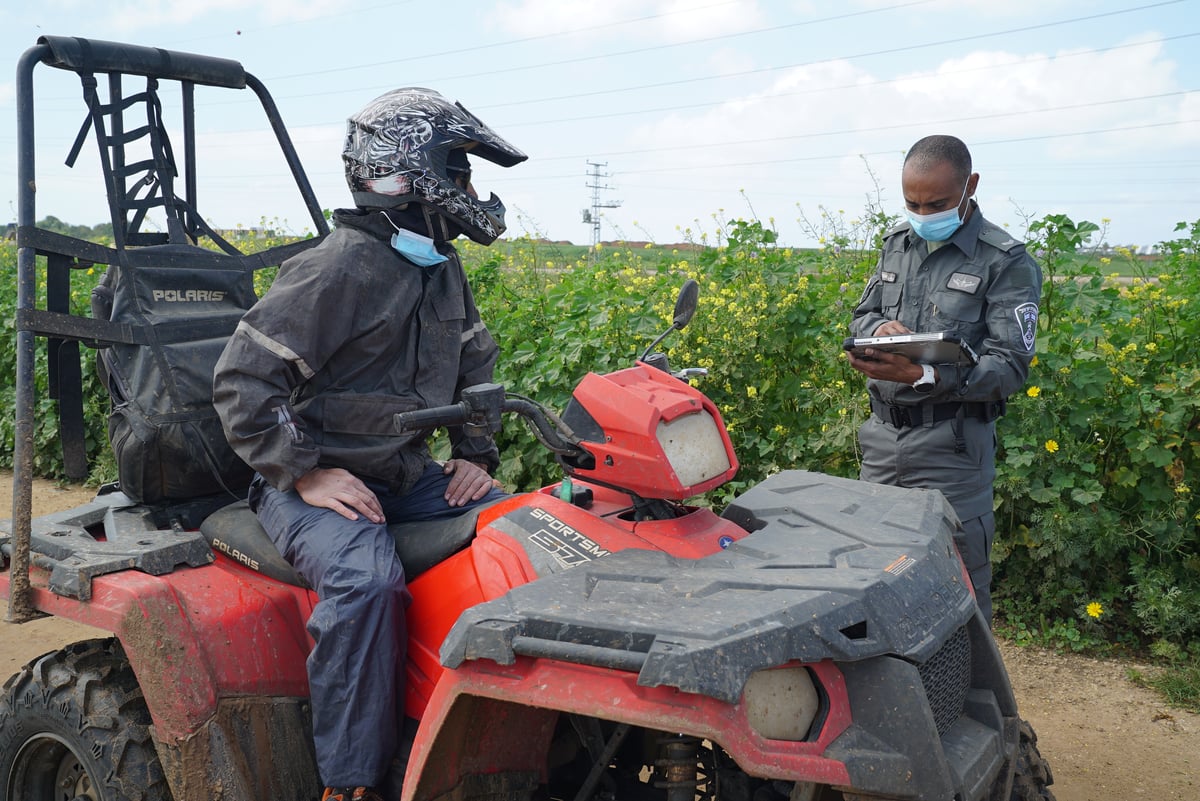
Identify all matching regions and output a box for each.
[1,471,1197,800]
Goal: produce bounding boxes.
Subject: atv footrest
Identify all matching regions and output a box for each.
[1,491,215,600]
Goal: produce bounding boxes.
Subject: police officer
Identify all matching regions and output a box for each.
[214,88,526,801]
[847,134,1041,624]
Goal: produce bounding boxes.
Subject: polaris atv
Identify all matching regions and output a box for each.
[1,35,1054,801]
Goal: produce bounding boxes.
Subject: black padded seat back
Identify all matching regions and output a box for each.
[199,500,492,588]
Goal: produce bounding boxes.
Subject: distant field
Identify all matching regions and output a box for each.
[484,238,1161,278]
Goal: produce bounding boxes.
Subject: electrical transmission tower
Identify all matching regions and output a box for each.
[581,161,621,251]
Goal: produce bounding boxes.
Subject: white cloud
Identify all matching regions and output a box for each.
[608,32,1196,245]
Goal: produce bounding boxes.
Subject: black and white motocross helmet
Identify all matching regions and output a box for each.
[342,87,527,244]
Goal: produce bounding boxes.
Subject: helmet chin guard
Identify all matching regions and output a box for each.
[343,87,526,244]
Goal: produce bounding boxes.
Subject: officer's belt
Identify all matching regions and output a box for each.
[870,398,1005,428]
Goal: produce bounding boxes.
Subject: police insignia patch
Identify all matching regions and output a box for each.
[948,272,982,293]
[1015,302,1039,351]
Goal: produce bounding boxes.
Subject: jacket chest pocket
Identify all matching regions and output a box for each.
[931,287,985,334]
[881,281,903,319]
[424,291,466,362]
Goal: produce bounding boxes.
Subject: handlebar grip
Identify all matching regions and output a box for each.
[393,404,467,433]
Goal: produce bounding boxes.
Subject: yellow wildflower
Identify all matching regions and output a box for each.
[1044,440,1059,454]
[746,386,758,399]
[1026,386,1041,398]
[1086,602,1104,619]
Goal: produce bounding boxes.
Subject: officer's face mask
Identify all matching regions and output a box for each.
[905,177,970,242]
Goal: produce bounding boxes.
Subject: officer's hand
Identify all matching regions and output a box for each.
[294,467,385,523]
[443,459,500,507]
[846,348,923,384]
[872,320,911,336]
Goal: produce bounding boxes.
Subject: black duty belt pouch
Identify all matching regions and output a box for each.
[91,246,256,503]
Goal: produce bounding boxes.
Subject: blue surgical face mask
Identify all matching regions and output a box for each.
[389,226,448,267]
[905,178,970,242]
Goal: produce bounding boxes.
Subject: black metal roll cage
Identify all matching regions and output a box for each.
[6,35,331,621]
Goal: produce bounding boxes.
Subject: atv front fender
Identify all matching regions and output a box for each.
[404,656,854,801]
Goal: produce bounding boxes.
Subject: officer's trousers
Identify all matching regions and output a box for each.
[858,412,997,621]
[250,462,506,789]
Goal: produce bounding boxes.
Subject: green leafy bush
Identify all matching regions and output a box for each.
[992,217,1200,651]
[4,213,1200,659]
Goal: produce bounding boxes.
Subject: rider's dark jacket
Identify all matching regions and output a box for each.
[213,208,500,494]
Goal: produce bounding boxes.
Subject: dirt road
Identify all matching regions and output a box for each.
[2,472,1197,800]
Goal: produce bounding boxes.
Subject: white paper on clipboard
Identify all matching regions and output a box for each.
[843,332,979,366]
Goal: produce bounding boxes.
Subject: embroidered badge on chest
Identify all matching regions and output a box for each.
[948,272,981,293]
[880,271,898,283]
[1015,302,1039,351]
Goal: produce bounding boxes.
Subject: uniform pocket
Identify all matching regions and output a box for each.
[881,281,903,318]
[931,288,984,337]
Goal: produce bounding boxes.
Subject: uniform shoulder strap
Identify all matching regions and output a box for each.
[978,221,1026,253]
[883,220,911,241]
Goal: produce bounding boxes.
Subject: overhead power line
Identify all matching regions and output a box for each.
[265,0,751,81]
[521,89,1200,164]
[495,32,1200,130]
[470,0,1186,109]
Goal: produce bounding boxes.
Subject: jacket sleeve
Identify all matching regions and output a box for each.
[850,233,906,338]
[952,247,1043,403]
[849,259,888,338]
[213,255,360,492]
[448,275,501,474]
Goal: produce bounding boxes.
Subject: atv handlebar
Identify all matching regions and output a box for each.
[394,384,586,458]
[394,404,477,432]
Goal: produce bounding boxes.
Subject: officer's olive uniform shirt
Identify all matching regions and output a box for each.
[850,201,1042,408]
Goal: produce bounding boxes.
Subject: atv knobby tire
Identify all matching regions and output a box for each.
[0,638,172,801]
[1010,718,1055,801]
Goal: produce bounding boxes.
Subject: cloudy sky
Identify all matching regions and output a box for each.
[2,0,1196,249]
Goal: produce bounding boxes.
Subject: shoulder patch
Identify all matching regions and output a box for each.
[978,224,1024,253]
[1015,302,1039,352]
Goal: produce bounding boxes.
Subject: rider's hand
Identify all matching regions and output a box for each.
[443,459,500,507]
[294,467,385,523]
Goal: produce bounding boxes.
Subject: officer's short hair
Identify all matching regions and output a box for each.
[905,135,972,184]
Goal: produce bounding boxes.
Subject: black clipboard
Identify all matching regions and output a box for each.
[843,332,979,366]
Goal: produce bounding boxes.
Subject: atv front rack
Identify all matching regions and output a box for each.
[443,470,978,703]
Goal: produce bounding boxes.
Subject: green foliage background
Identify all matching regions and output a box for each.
[3,212,1199,664]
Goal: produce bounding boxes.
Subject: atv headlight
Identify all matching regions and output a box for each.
[743,667,819,742]
[657,411,730,488]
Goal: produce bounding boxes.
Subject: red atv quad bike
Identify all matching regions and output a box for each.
[1,35,1054,801]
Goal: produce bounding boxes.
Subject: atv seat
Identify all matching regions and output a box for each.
[200,500,492,588]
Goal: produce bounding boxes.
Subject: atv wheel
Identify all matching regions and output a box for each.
[1010,718,1055,801]
[0,638,172,801]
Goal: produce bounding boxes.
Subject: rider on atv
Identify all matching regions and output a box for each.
[212,87,527,801]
